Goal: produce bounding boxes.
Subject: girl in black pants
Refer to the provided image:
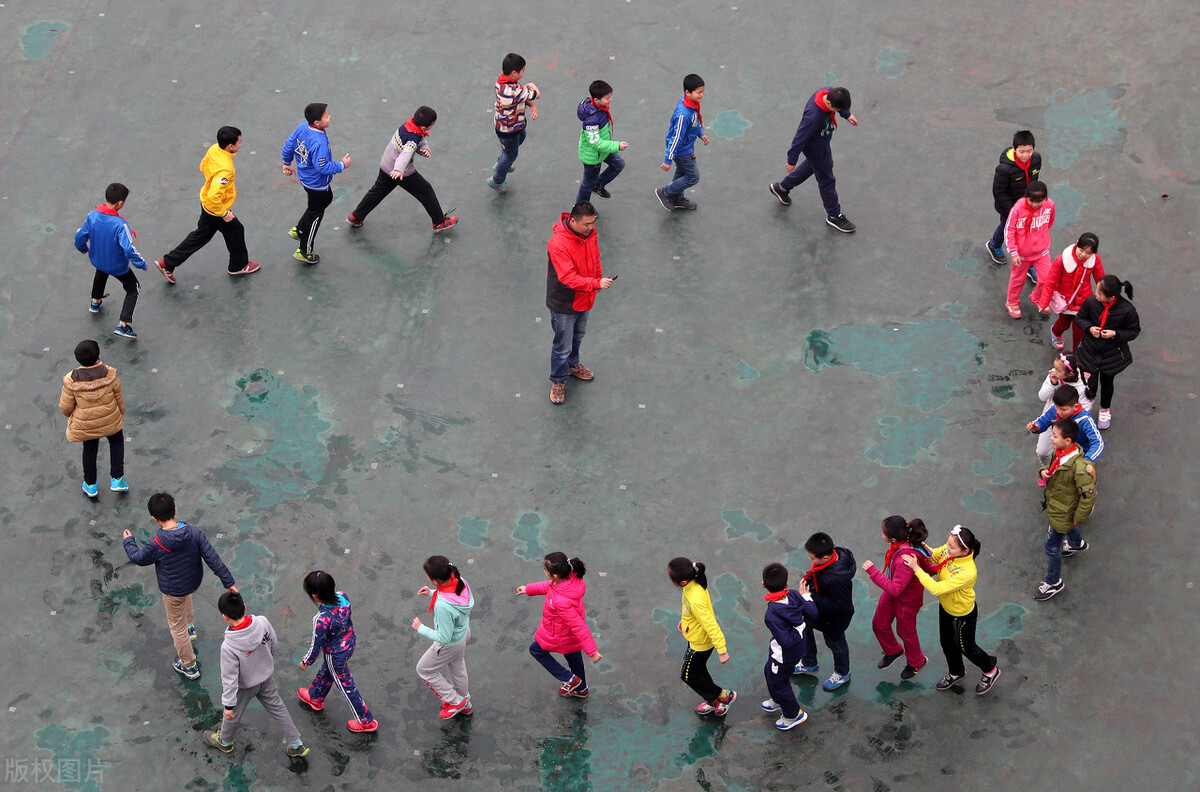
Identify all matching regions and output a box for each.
[1076,275,1141,430]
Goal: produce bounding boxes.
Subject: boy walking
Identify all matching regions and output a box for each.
[768,86,858,233]
[986,130,1042,267]
[154,126,260,283]
[576,81,628,203]
[205,592,309,757]
[59,339,127,498]
[282,103,352,265]
[1033,419,1097,601]
[655,74,708,211]
[74,183,147,339]
[1027,384,1103,467]
[760,563,817,731]
[795,533,856,690]
[1003,181,1055,318]
[487,53,540,194]
[122,492,237,680]
[346,106,458,233]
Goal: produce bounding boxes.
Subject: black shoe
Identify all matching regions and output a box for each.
[826,213,856,233]
[1026,266,1038,284]
[1061,539,1089,558]
[975,667,1001,695]
[900,662,925,681]
[654,187,676,211]
[877,651,903,670]
[592,186,611,200]
[769,183,792,206]
[674,195,698,210]
[935,673,964,691]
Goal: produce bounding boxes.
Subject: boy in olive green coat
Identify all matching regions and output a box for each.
[1034,419,1097,601]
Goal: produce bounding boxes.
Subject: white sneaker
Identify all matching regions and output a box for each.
[761,699,781,713]
[1097,409,1111,429]
[776,711,808,730]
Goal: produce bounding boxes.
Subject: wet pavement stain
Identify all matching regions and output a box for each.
[227,540,277,609]
[971,439,1020,477]
[962,488,999,514]
[33,723,109,792]
[95,582,155,615]
[721,509,772,540]
[946,258,982,278]
[513,513,547,560]
[734,362,760,381]
[864,415,948,468]
[1050,183,1087,225]
[711,110,752,140]
[20,21,68,60]
[996,86,1129,168]
[458,517,489,549]
[877,48,908,78]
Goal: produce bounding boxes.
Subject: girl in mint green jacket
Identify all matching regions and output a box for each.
[411,556,475,719]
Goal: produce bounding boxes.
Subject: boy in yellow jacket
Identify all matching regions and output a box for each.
[154,126,260,282]
[60,339,127,498]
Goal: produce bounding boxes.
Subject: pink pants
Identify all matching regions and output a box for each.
[1007,253,1051,308]
[872,593,926,668]
[1052,314,1082,351]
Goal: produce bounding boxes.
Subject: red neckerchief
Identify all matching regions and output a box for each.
[94,204,137,238]
[1045,443,1079,477]
[1098,300,1113,329]
[763,590,788,602]
[1069,403,1085,419]
[926,556,954,574]
[682,95,703,128]
[815,90,838,129]
[590,98,613,131]
[802,550,838,593]
[883,541,905,574]
[497,73,518,84]
[1014,153,1032,182]
[229,615,253,631]
[428,574,459,613]
[403,118,427,137]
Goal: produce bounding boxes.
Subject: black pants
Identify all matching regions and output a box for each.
[91,269,139,324]
[163,208,248,273]
[938,605,996,678]
[82,430,124,485]
[1085,370,1117,410]
[296,187,334,256]
[680,647,722,702]
[351,169,444,225]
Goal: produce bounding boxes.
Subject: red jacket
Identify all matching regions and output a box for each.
[523,574,598,656]
[866,544,927,610]
[1003,197,1055,260]
[1039,245,1106,312]
[546,214,602,313]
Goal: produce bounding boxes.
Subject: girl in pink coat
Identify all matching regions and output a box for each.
[1038,232,1105,352]
[517,553,602,697]
[862,517,932,681]
[1003,181,1056,318]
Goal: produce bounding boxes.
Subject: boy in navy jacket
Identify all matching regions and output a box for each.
[75,183,147,339]
[760,563,817,730]
[796,532,857,690]
[655,74,708,211]
[769,87,859,233]
[282,102,352,265]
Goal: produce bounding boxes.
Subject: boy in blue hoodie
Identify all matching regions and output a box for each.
[282,103,352,265]
[1026,384,1104,468]
[75,183,147,339]
[655,74,707,211]
[576,80,628,204]
[760,563,817,731]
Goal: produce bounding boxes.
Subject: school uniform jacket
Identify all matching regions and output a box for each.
[74,205,145,276]
[786,88,852,164]
[680,580,726,653]
[1004,196,1056,260]
[662,97,703,164]
[912,546,977,617]
[1033,403,1104,462]
[764,590,817,661]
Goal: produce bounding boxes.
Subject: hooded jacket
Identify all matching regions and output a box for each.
[912,545,977,617]
[74,205,146,276]
[866,543,932,610]
[804,546,856,633]
[1041,245,1106,313]
[764,589,818,660]
[122,521,236,597]
[1075,295,1141,376]
[199,143,237,217]
[786,88,851,164]
[417,582,474,646]
[1040,446,1098,532]
[523,574,598,656]
[1033,403,1104,462]
[992,148,1042,216]
[577,99,621,165]
[302,592,356,664]
[680,580,726,653]
[546,214,603,314]
[60,364,125,442]
[219,614,279,706]
[1004,196,1056,260]
[281,121,345,190]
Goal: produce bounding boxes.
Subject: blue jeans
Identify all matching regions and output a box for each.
[780,142,840,216]
[577,153,626,203]
[493,128,526,184]
[803,627,850,676]
[1045,526,1082,584]
[989,217,1007,251]
[664,153,700,197]
[549,310,588,383]
[529,641,587,687]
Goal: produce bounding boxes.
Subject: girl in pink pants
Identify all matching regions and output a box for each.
[1003,181,1056,318]
[862,516,932,680]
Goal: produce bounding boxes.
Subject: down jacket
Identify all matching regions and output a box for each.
[523,574,598,656]
[59,365,125,442]
[1075,295,1141,376]
[123,521,236,597]
[992,148,1043,216]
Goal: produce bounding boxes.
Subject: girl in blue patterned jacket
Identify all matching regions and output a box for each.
[296,571,377,732]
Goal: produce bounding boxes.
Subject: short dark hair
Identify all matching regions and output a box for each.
[1076,232,1099,253]
[105,183,129,204]
[570,201,597,220]
[502,53,526,75]
[589,80,613,100]
[683,74,705,93]
[218,591,246,620]
[303,570,338,605]
[1052,417,1080,443]
[826,87,852,111]
[1012,130,1036,148]
[1025,181,1048,201]
[805,532,835,558]
[146,492,176,522]
[304,103,328,125]
[762,562,788,593]
[1052,384,1080,408]
[217,126,241,150]
[412,106,437,127]
[74,339,100,366]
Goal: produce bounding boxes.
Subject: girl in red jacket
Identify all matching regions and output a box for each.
[862,517,932,681]
[517,553,602,697]
[1038,232,1105,352]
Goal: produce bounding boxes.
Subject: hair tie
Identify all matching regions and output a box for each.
[1058,353,1073,372]
[692,562,699,571]
[951,525,963,537]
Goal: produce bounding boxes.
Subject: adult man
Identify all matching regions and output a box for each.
[155,126,260,283]
[282,103,351,265]
[545,201,613,405]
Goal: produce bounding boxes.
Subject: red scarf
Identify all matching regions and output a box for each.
[1014,153,1032,182]
[803,550,838,593]
[428,574,459,612]
[403,118,427,137]
[1097,300,1113,329]
[496,73,518,84]
[590,98,613,131]
[763,589,788,602]
[926,556,954,575]
[1045,443,1079,477]
[815,90,838,129]
[94,204,137,238]
[682,95,703,128]
[883,541,906,575]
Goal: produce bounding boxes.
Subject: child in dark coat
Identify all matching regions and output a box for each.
[795,532,856,690]
[760,563,817,730]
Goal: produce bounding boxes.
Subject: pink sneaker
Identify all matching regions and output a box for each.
[1051,333,1064,350]
[297,688,324,711]
[347,718,378,733]
[439,697,470,719]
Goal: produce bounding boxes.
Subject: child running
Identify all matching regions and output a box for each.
[760,562,816,731]
[654,74,708,211]
[1033,353,1091,467]
[487,53,540,194]
[517,553,602,698]
[668,557,736,716]
[575,80,628,203]
[74,182,147,339]
[296,570,377,732]
[411,556,474,719]
[862,517,932,681]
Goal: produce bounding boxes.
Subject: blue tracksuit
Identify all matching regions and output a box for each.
[662,98,703,163]
[302,592,372,723]
[281,122,345,190]
[1033,405,1104,462]
[764,590,818,720]
[75,207,145,276]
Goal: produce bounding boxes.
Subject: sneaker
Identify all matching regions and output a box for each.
[346,214,363,228]
[985,242,1006,265]
[695,701,716,715]
[674,195,698,211]
[899,662,926,681]
[1027,266,1038,284]
[975,667,1001,696]
[877,651,903,670]
[204,731,234,753]
[172,657,200,680]
[285,740,310,758]
[1097,409,1111,429]
[154,258,177,284]
[775,711,808,731]
[1051,333,1065,350]
[768,182,792,206]
[559,675,583,696]
[826,213,856,233]
[550,382,566,405]
[433,215,459,233]
[492,161,514,175]
[654,187,676,211]
[82,481,98,499]
[1033,579,1064,601]
[187,623,197,642]
[568,364,594,381]
[460,699,474,715]
[293,249,320,265]
[89,299,102,313]
[439,697,470,719]
[935,673,965,691]
[297,688,324,711]
[288,226,300,240]
[347,718,378,733]
[113,324,137,339]
[592,186,612,200]
[713,689,737,716]
[793,662,818,675]
[822,672,851,691]
[563,687,589,699]
[761,699,781,713]
[486,176,508,194]
[1006,303,1022,319]
[229,261,261,276]
[1061,539,1089,558]
[110,477,129,492]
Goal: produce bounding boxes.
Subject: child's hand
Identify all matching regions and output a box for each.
[785,163,796,172]
[418,149,431,158]
[341,154,352,168]
[224,707,235,720]
[619,141,629,151]
[282,164,295,177]
[718,652,730,664]
[900,555,919,570]
[411,617,423,630]
[797,578,810,595]
[1026,421,1039,432]
[677,620,683,633]
[1086,463,1097,482]
[700,135,710,146]
[299,661,309,671]
[660,163,671,171]
[1048,369,1059,385]
[417,585,431,596]
[516,586,526,595]
[389,170,404,180]
[1100,329,1116,339]
[861,560,875,572]
[847,113,859,126]
[1039,468,1051,480]
[589,651,602,663]
[528,103,538,121]
[1011,254,1022,266]
[122,529,132,539]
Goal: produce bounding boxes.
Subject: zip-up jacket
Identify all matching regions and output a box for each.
[1004,196,1056,260]
[804,546,856,633]
[495,77,539,134]
[680,580,726,653]
[912,546,977,617]
[577,99,621,165]
[60,364,125,442]
[123,521,235,597]
[1041,447,1098,532]
[199,143,237,216]
[786,88,851,164]
[219,614,278,706]
[662,97,703,163]
[302,592,356,665]
[281,122,345,190]
[75,205,146,276]
[417,583,473,646]
[764,589,817,658]
[1033,403,1104,462]
[523,574,598,656]
[1037,373,1091,415]
[379,119,430,178]
[866,543,932,611]
[1041,245,1106,313]
[546,214,602,314]
[1075,295,1141,376]
[992,148,1042,216]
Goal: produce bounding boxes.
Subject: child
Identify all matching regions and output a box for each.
[759,562,817,731]
[795,533,856,691]
[1033,354,1092,466]
[1033,420,1098,601]
[297,571,377,732]
[60,340,127,498]
[346,106,458,233]
[1027,385,1103,469]
[122,492,237,680]
[986,130,1042,265]
[74,182,147,339]
[576,81,628,204]
[1075,275,1141,430]
[654,74,708,211]
[517,553,602,698]
[1038,233,1105,351]
[487,53,540,194]
[205,592,309,757]
[411,556,474,718]
[902,525,1001,695]
[767,86,859,233]
[862,517,932,680]
[282,102,352,265]
[668,557,736,716]
[1003,181,1055,318]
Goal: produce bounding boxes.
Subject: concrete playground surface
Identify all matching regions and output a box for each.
[1,1,1197,790]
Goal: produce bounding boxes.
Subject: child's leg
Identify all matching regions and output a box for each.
[800,625,819,668]
[894,601,926,668]
[256,676,303,745]
[397,172,446,225]
[871,594,904,657]
[680,647,722,702]
[1044,526,1064,584]
[597,152,626,189]
[493,129,524,183]
[114,269,140,324]
[81,438,101,486]
[162,593,196,666]
[444,635,470,701]
[1065,525,1083,551]
[350,169,400,221]
[106,430,125,480]
[297,188,334,256]
[529,640,572,683]
[1051,314,1073,338]
[182,589,194,635]
[1030,254,1053,305]
[1035,429,1053,465]
[823,629,851,676]
[989,214,1008,251]
[955,606,997,674]
[563,651,587,688]
[938,606,966,678]
[577,163,602,204]
[218,684,256,744]
[1097,371,1116,410]
[416,642,460,703]
[1006,258,1028,307]
[309,654,334,701]
[329,651,372,722]
[764,641,802,719]
[90,270,110,302]
[666,154,699,196]
[216,216,249,273]
[805,144,841,216]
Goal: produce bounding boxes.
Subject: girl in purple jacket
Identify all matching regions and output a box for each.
[296,571,377,732]
[862,517,932,681]
[517,553,602,697]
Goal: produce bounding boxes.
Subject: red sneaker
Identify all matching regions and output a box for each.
[154,258,176,284]
[229,261,261,276]
[439,697,470,719]
[347,718,378,733]
[432,215,459,233]
[347,214,364,228]
[296,688,324,712]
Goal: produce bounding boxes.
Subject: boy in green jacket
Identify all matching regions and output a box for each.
[1034,419,1097,601]
[575,80,628,203]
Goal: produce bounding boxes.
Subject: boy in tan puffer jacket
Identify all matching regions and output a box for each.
[59,339,127,498]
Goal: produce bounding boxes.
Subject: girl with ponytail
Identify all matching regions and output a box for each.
[862,517,932,680]
[668,557,737,717]
[1075,274,1140,429]
[517,552,602,698]
[411,555,475,719]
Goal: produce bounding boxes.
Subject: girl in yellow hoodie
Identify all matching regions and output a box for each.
[669,558,736,716]
[902,525,1001,696]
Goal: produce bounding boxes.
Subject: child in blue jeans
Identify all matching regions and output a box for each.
[655,74,707,211]
[296,571,378,732]
[795,532,856,691]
